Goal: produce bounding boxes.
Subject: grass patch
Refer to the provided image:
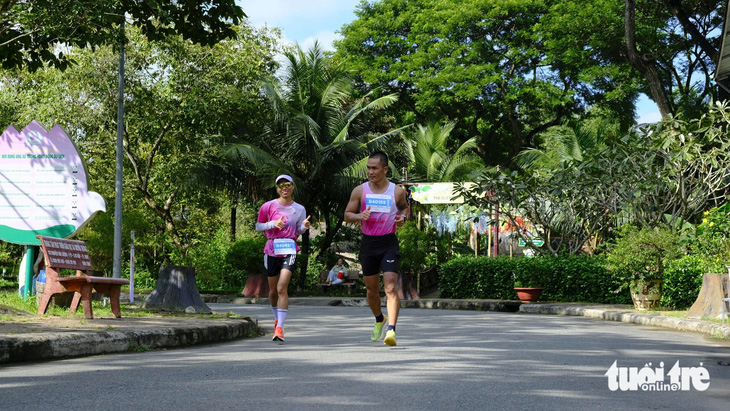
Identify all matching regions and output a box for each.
[0,291,240,320]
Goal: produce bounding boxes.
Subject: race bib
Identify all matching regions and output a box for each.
[273,238,297,255]
[365,194,391,213]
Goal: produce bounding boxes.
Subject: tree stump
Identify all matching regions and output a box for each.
[142,265,211,314]
[242,273,269,298]
[687,273,729,319]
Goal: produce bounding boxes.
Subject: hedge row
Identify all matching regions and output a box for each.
[438,255,632,304]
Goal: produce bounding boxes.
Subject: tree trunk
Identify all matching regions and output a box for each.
[230,203,237,242]
[624,0,674,119]
[317,215,345,256]
[142,265,211,313]
[687,273,729,319]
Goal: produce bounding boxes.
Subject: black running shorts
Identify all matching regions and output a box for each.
[264,254,297,277]
[359,233,400,277]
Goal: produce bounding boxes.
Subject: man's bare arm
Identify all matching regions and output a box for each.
[344,185,369,223]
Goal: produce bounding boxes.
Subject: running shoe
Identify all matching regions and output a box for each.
[384,329,397,346]
[371,315,387,342]
[273,326,284,342]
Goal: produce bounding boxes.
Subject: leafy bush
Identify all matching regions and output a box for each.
[0,278,18,290]
[397,222,438,274]
[440,255,631,304]
[606,225,681,293]
[660,255,705,309]
[692,204,730,272]
[183,228,266,291]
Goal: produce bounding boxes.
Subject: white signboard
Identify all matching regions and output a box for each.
[409,182,473,204]
[0,121,105,245]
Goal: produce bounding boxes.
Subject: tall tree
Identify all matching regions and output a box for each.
[1,0,245,70]
[230,43,402,287]
[0,22,280,258]
[336,0,639,166]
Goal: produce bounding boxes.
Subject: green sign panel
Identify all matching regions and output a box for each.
[518,238,544,247]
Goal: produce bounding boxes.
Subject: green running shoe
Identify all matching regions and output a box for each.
[371,315,387,342]
[384,329,397,346]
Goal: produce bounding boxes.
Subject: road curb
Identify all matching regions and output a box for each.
[0,317,258,364]
[518,303,730,340]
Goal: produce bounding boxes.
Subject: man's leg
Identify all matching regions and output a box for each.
[382,271,399,326]
[365,273,387,342]
[364,274,382,316]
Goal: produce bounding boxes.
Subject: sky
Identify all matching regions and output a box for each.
[238,0,661,124]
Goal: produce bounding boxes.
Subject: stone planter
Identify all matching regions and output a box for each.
[630,279,662,310]
[514,287,544,303]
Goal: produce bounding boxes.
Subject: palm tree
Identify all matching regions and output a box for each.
[404,121,484,182]
[230,42,403,287]
[514,116,618,172]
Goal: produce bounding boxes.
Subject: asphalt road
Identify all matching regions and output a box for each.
[1,303,729,410]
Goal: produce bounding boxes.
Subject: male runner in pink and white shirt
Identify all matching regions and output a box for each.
[344,151,408,346]
[256,174,310,342]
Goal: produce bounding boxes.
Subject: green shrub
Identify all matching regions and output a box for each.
[397,222,438,274]
[439,257,516,299]
[692,204,730,272]
[606,225,681,294]
[440,255,631,304]
[660,255,705,309]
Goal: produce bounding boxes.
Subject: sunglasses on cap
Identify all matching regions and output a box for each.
[276,182,293,189]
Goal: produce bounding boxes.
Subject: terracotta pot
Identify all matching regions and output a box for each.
[514,287,544,303]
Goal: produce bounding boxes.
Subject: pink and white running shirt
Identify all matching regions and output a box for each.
[257,199,307,256]
[360,182,397,236]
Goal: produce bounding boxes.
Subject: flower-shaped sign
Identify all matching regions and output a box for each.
[0,121,105,245]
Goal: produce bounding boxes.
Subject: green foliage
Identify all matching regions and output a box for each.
[1,0,245,71]
[440,255,630,303]
[692,204,730,272]
[439,257,520,300]
[0,278,17,289]
[404,121,484,182]
[606,226,682,293]
[225,234,268,276]
[185,227,264,292]
[0,241,22,274]
[660,255,705,310]
[396,222,438,275]
[336,0,641,165]
[305,253,327,289]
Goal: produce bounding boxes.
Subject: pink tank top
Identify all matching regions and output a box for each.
[360,182,397,236]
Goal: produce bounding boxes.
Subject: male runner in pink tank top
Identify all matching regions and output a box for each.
[345,151,408,346]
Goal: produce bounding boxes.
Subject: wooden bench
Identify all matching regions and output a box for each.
[36,235,129,319]
[317,269,361,295]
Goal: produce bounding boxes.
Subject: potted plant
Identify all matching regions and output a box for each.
[606,226,681,310]
[512,258,545,303]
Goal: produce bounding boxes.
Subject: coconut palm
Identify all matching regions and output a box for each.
[229,42,403,286]
[404,121,484,182]
[514,116,619,172]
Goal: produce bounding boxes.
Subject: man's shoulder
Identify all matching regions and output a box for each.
[350,183,364,195]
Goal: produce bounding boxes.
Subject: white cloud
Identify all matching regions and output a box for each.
[297,31,342,52]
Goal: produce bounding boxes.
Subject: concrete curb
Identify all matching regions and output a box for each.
[518,303,730,340]
[0,317,258,364]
